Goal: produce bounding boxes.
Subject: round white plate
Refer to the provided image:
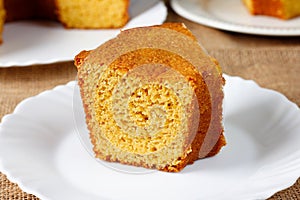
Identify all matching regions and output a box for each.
[0,75,300,200]
[171,0,300,36]
[0,0,166,67]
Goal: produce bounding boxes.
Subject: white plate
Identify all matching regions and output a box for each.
[0,75,300,200]
[0,0,167,67]
[171,0,300,36]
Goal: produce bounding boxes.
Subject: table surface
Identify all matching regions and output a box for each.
[1,1,300,200]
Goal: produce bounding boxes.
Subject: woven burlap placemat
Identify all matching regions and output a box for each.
[1,5,300,199]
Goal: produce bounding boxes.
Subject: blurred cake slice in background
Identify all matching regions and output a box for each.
[243,0,300,19]
[0,0,130,44]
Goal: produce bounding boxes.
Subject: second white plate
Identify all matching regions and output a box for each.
[171,0,300,36]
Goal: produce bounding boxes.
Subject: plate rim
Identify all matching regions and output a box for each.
[0,81,76,200]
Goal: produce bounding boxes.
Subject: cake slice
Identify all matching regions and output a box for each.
[75,23,226,172]
[55,0,130,28]
[243,0,300,19]
[0,0,130,44]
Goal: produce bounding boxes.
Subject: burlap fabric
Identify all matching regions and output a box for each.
[0,4,299,200]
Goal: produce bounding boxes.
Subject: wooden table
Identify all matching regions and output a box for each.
[1,2,299,199]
